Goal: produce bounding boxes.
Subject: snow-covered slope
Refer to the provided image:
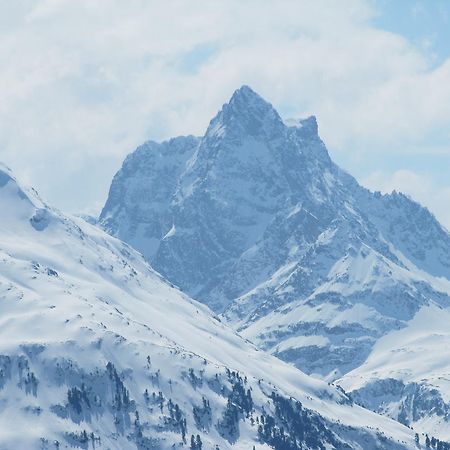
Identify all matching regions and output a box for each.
[339,304,450,442]
[100,86,450,439]
[0,164,428,449]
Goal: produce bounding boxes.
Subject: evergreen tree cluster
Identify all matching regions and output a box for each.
[0,355,12,389]
[423,433,450,450]
[218,370,253,443]
[24,370,38,396]
[19,355,444,450]
[166,398,188,441]
[187,368,203,388]
[149,369,160,387]
[143,388,188,442]
[257,392,349,450]
[16,355,39,396]
[193,396,212,431]
[106,362,132,411]
[190,434,203,450]
[218,397,240,442]
[64,430,100,448]
[67,384,91,415]
[228,380,253,416]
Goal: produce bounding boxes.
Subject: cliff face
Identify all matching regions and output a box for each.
[100,86,450,440]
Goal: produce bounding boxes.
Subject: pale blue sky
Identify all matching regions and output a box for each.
[373,0,450,65]
[343,0,450,226]
[0,0,449,227]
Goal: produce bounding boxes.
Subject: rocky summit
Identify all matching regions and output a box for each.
[101,86,450,440]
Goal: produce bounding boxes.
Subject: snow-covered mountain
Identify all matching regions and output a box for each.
[1,163,430,449]
[100,86,450,440]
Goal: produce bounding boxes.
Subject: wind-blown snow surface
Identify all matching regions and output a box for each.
[0,164,426,449]
[101,86,450,439]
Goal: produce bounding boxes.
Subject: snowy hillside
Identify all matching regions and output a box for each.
[0,164,429,449]
[100,86,450,439]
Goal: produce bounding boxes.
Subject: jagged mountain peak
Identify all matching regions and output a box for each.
[286,115,319,137]
[228,84,270,110]
[101,87,450,440]
[205,85,284,140]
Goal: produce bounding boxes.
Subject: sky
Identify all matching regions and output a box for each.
[0,0,449,228]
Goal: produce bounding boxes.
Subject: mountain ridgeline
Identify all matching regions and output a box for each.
[101,86,450,440]
[0,164,428,449]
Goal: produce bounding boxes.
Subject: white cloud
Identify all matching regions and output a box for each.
[0,0,449,220]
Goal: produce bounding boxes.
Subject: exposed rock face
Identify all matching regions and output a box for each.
[101,86,450,439]
[2,165,422,449]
